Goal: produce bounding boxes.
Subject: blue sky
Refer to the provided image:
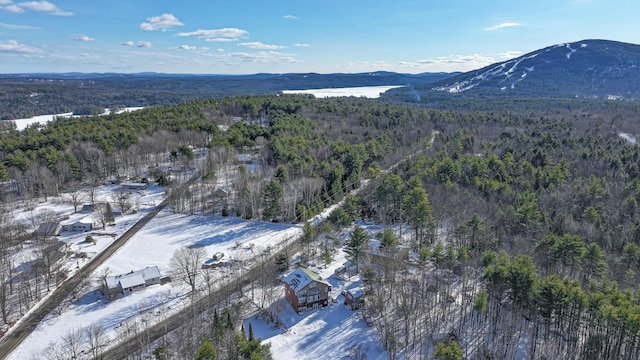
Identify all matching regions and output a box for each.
[0,0,637,74]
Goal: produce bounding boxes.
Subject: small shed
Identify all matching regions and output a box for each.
[344,287,365,310]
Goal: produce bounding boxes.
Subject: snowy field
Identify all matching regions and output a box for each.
[282,86,404,98]
[7,211,301,359]
[10,107,145,131]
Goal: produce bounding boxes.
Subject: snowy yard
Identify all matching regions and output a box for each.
[248,300,385,360]
[7,211,302,359]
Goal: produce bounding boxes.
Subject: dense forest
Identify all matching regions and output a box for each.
[2,92,640,358]
[0,72,453,120]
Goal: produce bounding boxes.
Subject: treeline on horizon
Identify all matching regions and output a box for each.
[2,92,640,358]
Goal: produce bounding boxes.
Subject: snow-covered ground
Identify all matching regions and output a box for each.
[249,300,385,360]
[7,211,301,359]
[10,107,145,131]
[245,221,390,360]
[619,132,638,145]
[282,86,404,98]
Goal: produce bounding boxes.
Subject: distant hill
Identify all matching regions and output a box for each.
[403,39,640,100]
[0,71,457,120]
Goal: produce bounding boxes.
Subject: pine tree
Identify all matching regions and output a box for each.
[226,310,233,330]
[345,225,368,274]
[194,339,217,360]
[434,341,463,360]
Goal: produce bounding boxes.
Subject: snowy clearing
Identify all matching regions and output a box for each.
[10,107,145,131]
[7,211,301,359]
[282,86,404,98]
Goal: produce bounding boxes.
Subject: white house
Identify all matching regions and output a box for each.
[61,215,94,232]
[104,266,161,296]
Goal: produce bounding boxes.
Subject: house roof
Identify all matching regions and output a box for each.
[105,266,161,290]
[347,287,365,299]
[35,222,61,235]
[77,215,94,225]
[61,214,94,227]
[140,266,161,280]
[118,274,145,289]
[283,267,330,291]
[105,276,119,289]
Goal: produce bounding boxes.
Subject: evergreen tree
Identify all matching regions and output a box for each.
[262,180,283,222]
[346,225,369,274]
[194,339,217,360]
[434,341,463,360]
[402,177,434,249]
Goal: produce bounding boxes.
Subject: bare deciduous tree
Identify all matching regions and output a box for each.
[86,322,107,359]
[115,189,132,215]
[95,202,115,229]
[170,246,207,294]
[67,190,85,213]
[61,327,84,359]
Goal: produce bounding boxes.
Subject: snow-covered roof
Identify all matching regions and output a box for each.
[284,267,330,292]
[77,215,94,224]
[106,266,161,290]
[347,287,365,299]
[118,274,145,289]
[140,266,161,280]
[105,276,119,290]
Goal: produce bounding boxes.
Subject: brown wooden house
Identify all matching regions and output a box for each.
[283,267,332,313]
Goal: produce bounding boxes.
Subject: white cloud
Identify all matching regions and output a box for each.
[400,51,522,72]
[177,28,248,42]
[237,42,285,50]
[293,43,310,47]
[335,61,393,71]
[484,22,522,31]
[0,0,13,4]
[219,50,300,65]
[140,13,184,31]
[172,44,196,50]
[0,4,23,13]
[0,39,42,54]
[217,48,224,52]
[17,1,73,16]
[498,50,524,59]
[122,41,134,46]
[418,54,497,66]
[0,22,39,29]
[283,15,298,19]
[137,41,152,48]
[74,35,95,42]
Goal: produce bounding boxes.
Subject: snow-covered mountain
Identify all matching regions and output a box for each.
[430,39,640,99]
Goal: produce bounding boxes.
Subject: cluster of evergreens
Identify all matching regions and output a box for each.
[341,96,640,358]
[153,309,271,360]
[3,89,640,358]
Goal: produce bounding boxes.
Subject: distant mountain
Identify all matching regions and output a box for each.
[0,71,456,89]
[425,39,640,99]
